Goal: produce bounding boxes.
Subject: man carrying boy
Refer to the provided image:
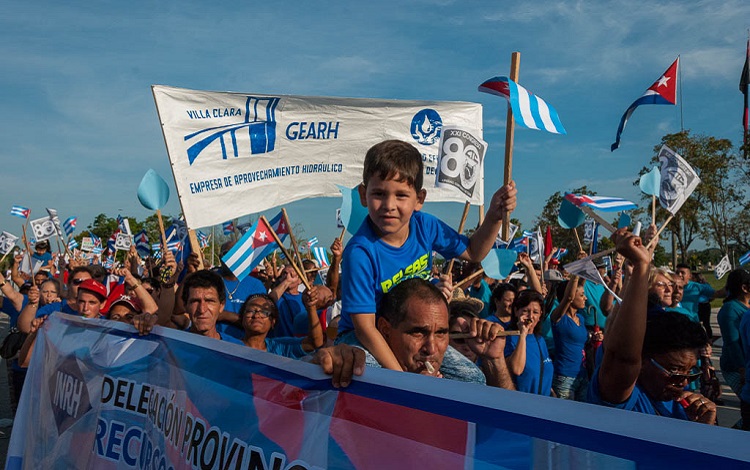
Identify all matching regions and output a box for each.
[338,139,517,379]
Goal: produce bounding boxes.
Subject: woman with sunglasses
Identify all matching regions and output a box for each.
[589,229,716,424]
[504,289,554,395]
[240,287,324,359]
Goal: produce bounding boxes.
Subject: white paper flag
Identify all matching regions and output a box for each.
[658,145,701,215]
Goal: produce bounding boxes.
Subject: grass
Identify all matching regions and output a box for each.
[701,271,726,309]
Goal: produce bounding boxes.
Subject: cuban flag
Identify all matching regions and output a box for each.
[116,215,132,235]
[553,247,568,260]
[166,239,182,253]
[521,230,536,239]
[611,58,679,151]
[196,230,210,249]
[312,246,330,268]
[90,234,102,248]
[10,205,30,219]
[135,230,150,257]
[222,221,234,235]
[307,237,319,248]
[151,243,162,252]
[107,230,120,253]
[508,237,528,253]
[102,256,114,269]
[564,193,637,212]
[92,246,104,255]
[739,250,750,267]
[222,217,278,281]
[67,238,79,250]
[63,217,77,237]
[478,76,566,134]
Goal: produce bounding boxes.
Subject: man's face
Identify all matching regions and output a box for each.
[34,273,47,287]
[360,174,425,243]
[283,266,301,291]
[640,349,699,402]
[676,268,692,283]
[672,278,685,306]
[69,271,92,299]
[378,297,449,376]
[186,287,224,335]
[77,291,103,318]
[241,296,275,336]
[109,305,135,324]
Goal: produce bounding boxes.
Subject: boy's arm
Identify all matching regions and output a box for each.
[461,181,517,262]
[352,313,402,370]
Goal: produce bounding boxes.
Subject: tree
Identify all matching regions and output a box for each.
[637,131,743,262]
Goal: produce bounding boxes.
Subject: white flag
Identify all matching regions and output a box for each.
[0,231,19,255]
[29,216,58,242]
[714,255,732,280]
[435,127,486,199]
[152,85,484,228]
[658,145,701,215]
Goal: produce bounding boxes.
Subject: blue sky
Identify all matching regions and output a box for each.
[2,1,749,250]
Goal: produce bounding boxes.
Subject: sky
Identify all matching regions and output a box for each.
[2,1,749,251]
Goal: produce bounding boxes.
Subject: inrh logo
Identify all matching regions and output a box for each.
[410,109,442,145]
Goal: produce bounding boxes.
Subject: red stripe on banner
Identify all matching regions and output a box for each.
[251,374,308,461]
[330,391,469,469]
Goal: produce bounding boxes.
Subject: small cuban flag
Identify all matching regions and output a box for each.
[564,194,638,212]
[222,221,234,235]
[307,237,319,249]
[739,250,750,267]
[10,205,31,219]
[197,230,210,249]
[478,76,566,134]
[312,246,330,268]
[63,217,78,237]
[67,238,79,250]
[222,217,278,282]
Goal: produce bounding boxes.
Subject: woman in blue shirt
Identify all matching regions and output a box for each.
[717,269,750,398]
[504,289,553,395]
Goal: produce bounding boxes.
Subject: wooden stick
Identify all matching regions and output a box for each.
[589,247,617,260]
[187,229,204,270]
[337,226,347,243]
[155,209,168,249]
[572,227,584,253]
[21,225,34,273]
[282,208,304,269]
[447,201,472,275]
[651,195,656,227]
[450,331,520,339]
[453,268,485,290]
[579,206,617,233]
[261,216,311,291]
[646,214,674,251]
[501,52,521,241]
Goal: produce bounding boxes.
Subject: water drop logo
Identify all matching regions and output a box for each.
[410,109,442,145]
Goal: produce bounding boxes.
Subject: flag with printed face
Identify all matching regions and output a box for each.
[611,58,679,151]
[63,217,78,237]
[657,145,700,215]
[45,208,63,237]
[478,76,566,134]
[0,231,19,255]
[714,254,732,280]
[222,217,277,281]
[583,219,596,243]
[10,205,30,219]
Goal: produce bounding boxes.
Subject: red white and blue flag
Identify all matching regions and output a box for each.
[222,221,234,235]
[63,217,77,237]
[611,58,679,151]
[564,193,637,212]
[222,211,289,281]
[552,247,568,260]
[197,230,210,249]
[10,205,30,219]
[134,230,150,257]
[478,76,566,134]
[307,237,319,248]
[312,246,330,268]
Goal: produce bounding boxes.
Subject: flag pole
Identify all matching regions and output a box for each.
[281,208,304,269]
[501,52,521,241]
[447,201,471,276]
[572,227,584,253]
[260,216,310,291]
[646,214,674,251]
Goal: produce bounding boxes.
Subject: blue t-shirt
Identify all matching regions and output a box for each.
[36,299,77,318]
[1,296,28,327]
[740,312,750,402]
[216,274,267,340]
[668,305,699,323]
[504,334,553,395]
[265,337,307,359]
[468,279,492,319]
[339,211,469,333]
[588,367,689,419]
[552,314,588,378]
[681,281,714,317]
[486,315,512,330]
[719,299,749,375]
[580,282,607,328]
[274,292,306,338]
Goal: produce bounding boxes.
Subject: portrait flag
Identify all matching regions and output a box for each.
[478,76,566,134]
[657,145,700,215]
[611,58,679,151]
[0,231,19,255]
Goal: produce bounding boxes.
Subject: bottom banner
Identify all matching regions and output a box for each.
[7,314,748,469]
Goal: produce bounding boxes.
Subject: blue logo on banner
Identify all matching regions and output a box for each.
[184,96,281,165]
[410,109,442,145]
[48,356,92,435]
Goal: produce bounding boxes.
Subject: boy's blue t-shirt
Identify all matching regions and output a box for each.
[504,334,553,396]
[339,211,469,333]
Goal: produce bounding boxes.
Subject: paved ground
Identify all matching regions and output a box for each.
[0,309,742,466]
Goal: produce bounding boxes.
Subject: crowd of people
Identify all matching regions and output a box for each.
[2,138,749,437]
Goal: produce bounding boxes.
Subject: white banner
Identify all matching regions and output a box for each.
[153,85,484,229]
[114,233,132,251]
[29,216,60,242]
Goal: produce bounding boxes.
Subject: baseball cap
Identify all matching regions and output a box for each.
[110,295,142,313]
[78,279,107,301]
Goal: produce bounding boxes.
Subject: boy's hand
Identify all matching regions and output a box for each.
[486,181,517,223]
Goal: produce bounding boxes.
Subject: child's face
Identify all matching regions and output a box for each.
[359,174,425,242]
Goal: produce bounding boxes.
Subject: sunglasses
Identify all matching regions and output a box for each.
[71,278,88,286]
[649,358,702,385]
[244,308,272,318]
